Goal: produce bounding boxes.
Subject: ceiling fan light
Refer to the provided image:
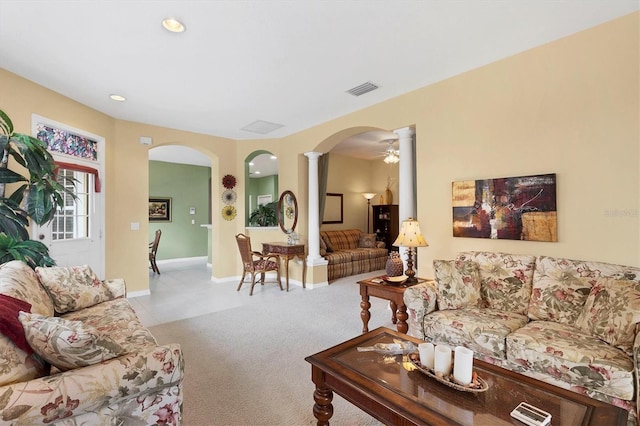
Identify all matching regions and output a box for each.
[384,151,399,164]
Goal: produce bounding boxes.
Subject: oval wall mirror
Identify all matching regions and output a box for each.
[277,190,298,234]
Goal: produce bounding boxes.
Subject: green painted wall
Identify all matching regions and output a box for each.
[149,161,210,260]
[246,175,278,224]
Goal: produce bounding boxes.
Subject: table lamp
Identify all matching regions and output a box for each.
[393,218,428,284]
[362,193,376,233]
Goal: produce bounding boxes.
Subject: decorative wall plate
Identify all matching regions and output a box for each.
[222,189,237,205]
[222,205,237,221]
[222,174,236,189]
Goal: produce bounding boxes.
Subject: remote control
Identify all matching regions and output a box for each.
[510,402,552,426]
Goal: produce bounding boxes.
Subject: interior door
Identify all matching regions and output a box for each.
[33,166,104,277]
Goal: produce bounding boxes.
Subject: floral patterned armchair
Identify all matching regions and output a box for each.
[404,252,640,426]
[0,260,184,424]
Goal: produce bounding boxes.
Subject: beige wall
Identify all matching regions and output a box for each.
[1,12,637,291]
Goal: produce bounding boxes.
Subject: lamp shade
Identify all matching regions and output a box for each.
[362,192,376,200]
[393,218,428,247]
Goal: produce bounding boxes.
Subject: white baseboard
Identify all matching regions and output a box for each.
[156,256,208,265]
[127,289,151,298]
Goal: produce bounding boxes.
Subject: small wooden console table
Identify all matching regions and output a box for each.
[262,242,306,292]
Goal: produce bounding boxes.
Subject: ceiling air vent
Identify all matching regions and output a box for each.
[346,81,379,96]
[241,120,284,134]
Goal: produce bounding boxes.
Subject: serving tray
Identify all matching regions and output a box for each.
[408,353,489,393]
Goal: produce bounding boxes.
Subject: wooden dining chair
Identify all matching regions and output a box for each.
[149,229,162,274]
[235,233,282,295]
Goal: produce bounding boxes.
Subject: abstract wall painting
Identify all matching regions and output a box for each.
[452,173,557,242]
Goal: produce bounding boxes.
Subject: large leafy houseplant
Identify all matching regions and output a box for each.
[249,201,278,227]
[0,108,70,267]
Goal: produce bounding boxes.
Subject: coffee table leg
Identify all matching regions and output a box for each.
[360,295,371,333]
[390,301,398,324]
[396,304,408,334]
[313,384,333,426]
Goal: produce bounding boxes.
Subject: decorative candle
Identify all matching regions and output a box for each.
[418,342,435,370]
[434,345,452,376]
[453,346,474,385]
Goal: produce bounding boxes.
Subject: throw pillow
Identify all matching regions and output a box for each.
[358,233,377,248]
[322,236,334,253]
[19,312,124,371]
[35,265,112,313]
[0,294,33,354]
[319,237,327,256]
[434,259,482,310]
[575,277,640,355]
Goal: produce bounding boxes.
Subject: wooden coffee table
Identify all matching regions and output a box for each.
[305,327,627,426]
[357,276,430,334]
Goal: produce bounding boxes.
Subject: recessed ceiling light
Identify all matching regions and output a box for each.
[270,155,277,160]
[162,18,186,33]
[254,171,261,175]
[109,94,126,102]
[248,162,255,166]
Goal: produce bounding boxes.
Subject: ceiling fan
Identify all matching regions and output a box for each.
[379,138,399,164]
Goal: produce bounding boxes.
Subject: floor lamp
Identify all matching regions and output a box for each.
[362,193,376,233]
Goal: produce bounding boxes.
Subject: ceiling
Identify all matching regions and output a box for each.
[1,1,637,165]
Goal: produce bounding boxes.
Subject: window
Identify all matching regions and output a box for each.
[52,169,91,240]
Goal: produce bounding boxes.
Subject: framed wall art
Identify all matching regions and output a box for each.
[452,173,557,242]
[323,193,344,224]
[149,197,172,222]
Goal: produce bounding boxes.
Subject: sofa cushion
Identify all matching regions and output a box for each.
[358,233,377,248]
[0,260,54,317]
[0,334,48,386]
[321,229,360,251]
[323,251,352,265]
[62,298,157,354]
[527,256,640,325]
[319,237,327,256]
[506,321,634,401]
[19,312,124,371]
[423,308,529,359]
[433,259,482,310]
[457,252,535,315]
[36,265,112,314]
[575,278,640,356]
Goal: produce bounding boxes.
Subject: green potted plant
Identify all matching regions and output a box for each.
[249,201,278,227]
[0,108,70,267]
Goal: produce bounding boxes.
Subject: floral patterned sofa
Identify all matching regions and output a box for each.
[0,260,184,424]
[320,229,388,281]
[403,251,640,425]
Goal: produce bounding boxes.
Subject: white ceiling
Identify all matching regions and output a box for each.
[1,1,637,165]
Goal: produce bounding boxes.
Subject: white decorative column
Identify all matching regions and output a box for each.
[394,127,416,268]
[305,152,327,266]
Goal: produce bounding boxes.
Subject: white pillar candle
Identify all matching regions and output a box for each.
[453,346,474,385]
[418,342,435,370]
[433,345,452,376]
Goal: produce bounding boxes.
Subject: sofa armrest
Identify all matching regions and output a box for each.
[403,280,438,339]
[103,278,126,298]
[0,343,183,424]
[634,330,640,421]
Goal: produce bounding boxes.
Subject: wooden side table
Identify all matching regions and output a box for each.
[262,242,306,291]
[356,276,430,334]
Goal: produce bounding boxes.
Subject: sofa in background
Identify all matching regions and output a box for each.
[320,229,388,281]
[404,251,640,425]
[0,260,184,425]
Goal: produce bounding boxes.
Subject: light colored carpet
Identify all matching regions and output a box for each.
[149,275,395,426]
